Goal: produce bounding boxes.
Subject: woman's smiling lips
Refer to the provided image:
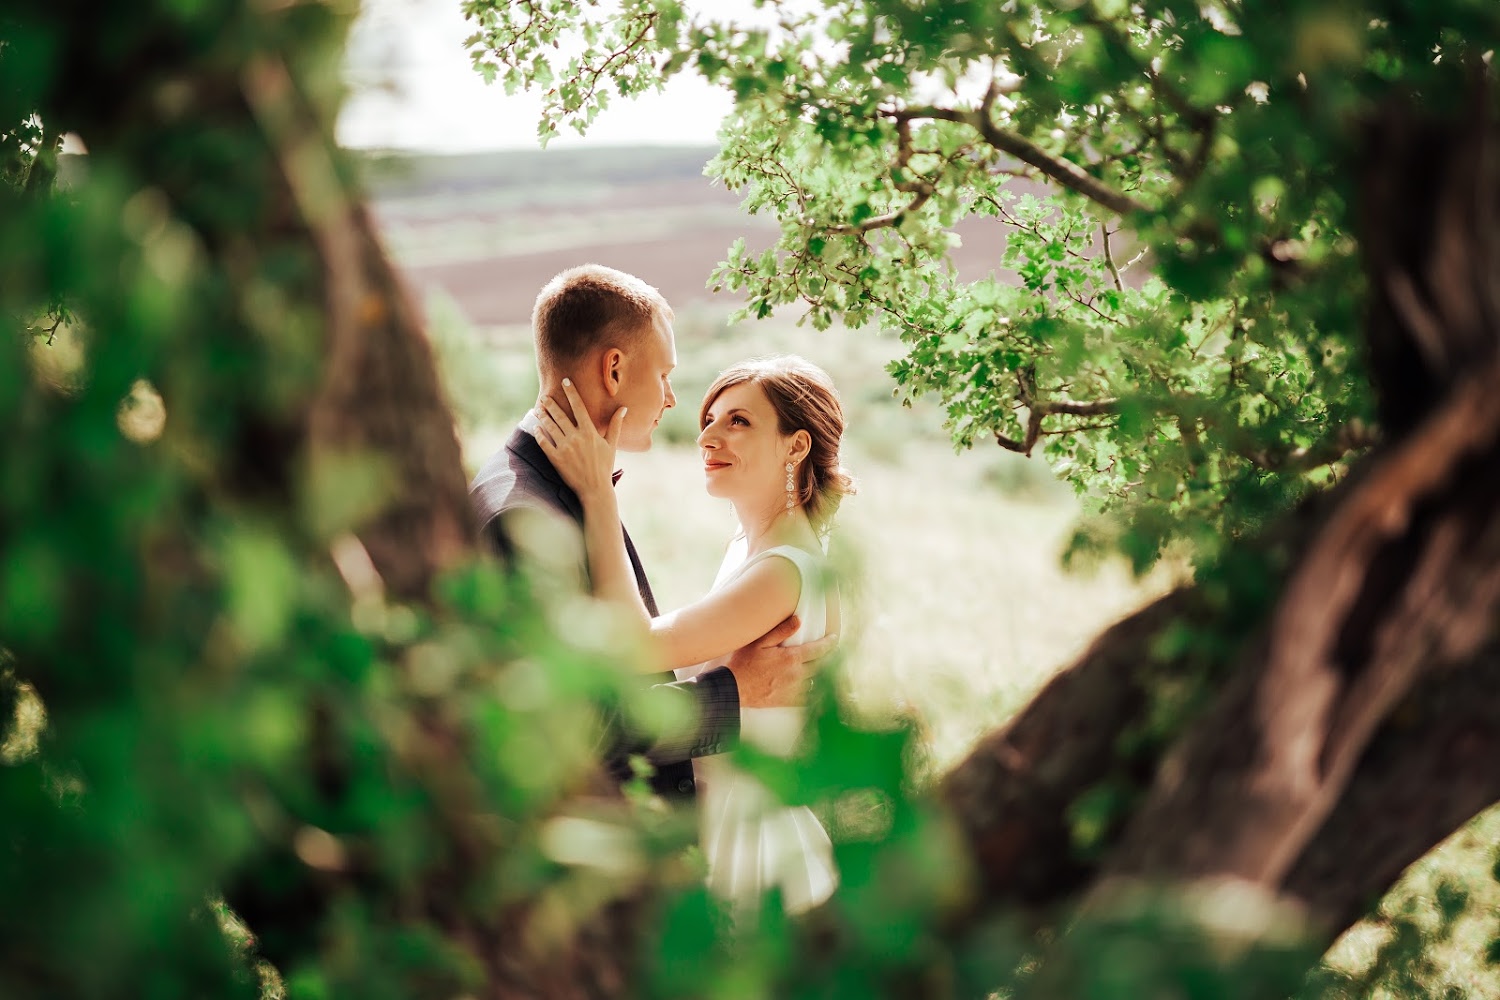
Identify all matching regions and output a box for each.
[703,458,731,472]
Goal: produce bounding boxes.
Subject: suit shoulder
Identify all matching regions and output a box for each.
[471,445,570,550]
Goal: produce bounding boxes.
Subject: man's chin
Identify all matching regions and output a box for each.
[616,435,653,454]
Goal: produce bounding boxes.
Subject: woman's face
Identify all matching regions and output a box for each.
[697,381,796,507]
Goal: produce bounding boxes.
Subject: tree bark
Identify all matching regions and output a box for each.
[240,51,474,600]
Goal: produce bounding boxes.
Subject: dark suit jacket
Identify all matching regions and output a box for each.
[469,426,740,800]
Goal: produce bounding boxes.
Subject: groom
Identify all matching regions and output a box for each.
[469,263,832,800]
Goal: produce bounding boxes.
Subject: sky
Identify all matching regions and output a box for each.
[338,0,738,152]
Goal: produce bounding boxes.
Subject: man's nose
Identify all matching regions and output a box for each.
[665,382,677,409]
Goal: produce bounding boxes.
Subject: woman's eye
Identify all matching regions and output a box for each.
[732,416,748,426]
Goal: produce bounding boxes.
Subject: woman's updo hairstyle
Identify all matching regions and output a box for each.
[699,355,856,529]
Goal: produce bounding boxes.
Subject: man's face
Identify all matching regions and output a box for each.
[614,313,678,452]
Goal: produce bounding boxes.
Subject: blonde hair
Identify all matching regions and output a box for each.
[700,355,856,528]
[531,264,673,382]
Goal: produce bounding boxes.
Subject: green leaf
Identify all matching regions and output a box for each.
[221,527,299,653]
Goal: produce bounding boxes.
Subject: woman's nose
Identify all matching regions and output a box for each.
[697,423,718,449]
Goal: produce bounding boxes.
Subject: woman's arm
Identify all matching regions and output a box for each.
[533,383,652,623]
[575,481,655,622]
[649,554,802,670]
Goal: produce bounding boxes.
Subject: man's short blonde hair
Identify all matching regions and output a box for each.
[532,265,673,382]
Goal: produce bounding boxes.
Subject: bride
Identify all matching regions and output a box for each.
[532,354,854,914]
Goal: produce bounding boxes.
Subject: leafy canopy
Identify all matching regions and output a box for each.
[464,0,1498,569]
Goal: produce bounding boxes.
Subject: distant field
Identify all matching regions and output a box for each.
[366,146,775,326]
[364,145,1016,328]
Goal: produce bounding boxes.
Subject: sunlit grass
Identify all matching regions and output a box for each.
[1320,804,1500,999]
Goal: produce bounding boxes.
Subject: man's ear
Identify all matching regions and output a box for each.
[600,347,625,398]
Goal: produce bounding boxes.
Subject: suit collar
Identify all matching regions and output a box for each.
[505,425,582,521]
[502,427,658,618]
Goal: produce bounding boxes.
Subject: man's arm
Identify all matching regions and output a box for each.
[640,666,740,765]
[638,616,839,766]
[722,617,838,710]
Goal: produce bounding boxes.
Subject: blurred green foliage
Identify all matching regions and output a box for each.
[0,1,688,996]
[0,3,969,996]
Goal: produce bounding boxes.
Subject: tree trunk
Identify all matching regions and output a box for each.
[28,5,638,995]
[942,97,1500,958]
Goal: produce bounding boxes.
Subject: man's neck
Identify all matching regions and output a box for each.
[518,405,624,485]
[536,386,606,437]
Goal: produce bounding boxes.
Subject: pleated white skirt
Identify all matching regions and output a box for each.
[698,707,837,914]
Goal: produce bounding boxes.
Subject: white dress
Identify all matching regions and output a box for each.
[695,538,838,914]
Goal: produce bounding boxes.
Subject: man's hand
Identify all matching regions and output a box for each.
[725,616,837,708]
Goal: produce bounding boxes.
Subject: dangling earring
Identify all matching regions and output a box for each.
[785,461,796,511]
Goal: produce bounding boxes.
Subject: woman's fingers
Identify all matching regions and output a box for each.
[559,378,589,428]
[537,408,567,441]
[606,406,628,448]
[538,393,574,434]
[531,420,557,453]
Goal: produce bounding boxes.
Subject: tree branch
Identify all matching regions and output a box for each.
[1283,640,1500,931]
[826,192,932,233]
[892,80,1147,217]
[1099,356,1500,893]
[994,374,1122,456]
[943,432,1500,940]
[1044,399,1122,417]
[830,116,936,233]
[554,9,659,120]
[1248,421,1380,472]
[34,310,65,346]
[22,127,60,197]
[1101,224,1124,292]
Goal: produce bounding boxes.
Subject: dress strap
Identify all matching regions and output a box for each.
[740,545,825,644]
[741,544,820,581]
